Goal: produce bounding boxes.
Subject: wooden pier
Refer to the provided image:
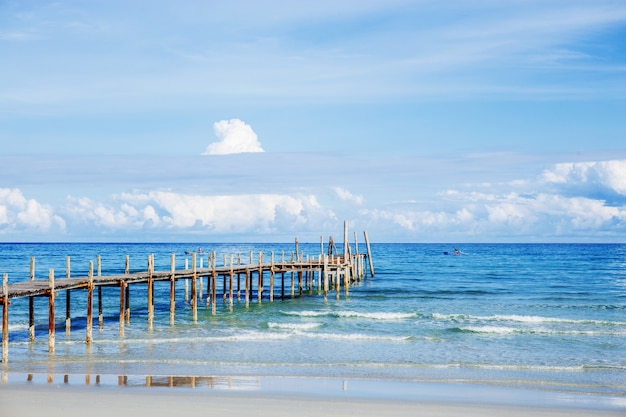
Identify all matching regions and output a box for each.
[1,227,374,363]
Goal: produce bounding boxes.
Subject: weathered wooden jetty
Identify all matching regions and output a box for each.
[1,226,374,363]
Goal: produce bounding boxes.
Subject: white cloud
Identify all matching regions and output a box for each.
[64,191,332,235]
[0,188,65,232]
[202,119,264,155]
[333,187,364,205]
[542,159,626,196]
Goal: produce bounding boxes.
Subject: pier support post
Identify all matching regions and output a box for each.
[2,273,8,363]
[323,255,329,301]
[336,267,341,300]
[211,251,217,315]
[125,256,130,323]
[147,255,154,330]
[191,252,197,323]
[86,262,93,344]
[170,252,176,326]
[97,255,103,329]
[48,269,55,353]
[364,230,374,277]
[270,252,274,302]
[65,256,71,335]
[29,257,35,342]
[119,281,126,337]
[229,254,234,312]
[257,252,263,303]
[245,268,250,308]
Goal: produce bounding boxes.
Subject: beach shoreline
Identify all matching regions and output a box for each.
[1,372,624,416]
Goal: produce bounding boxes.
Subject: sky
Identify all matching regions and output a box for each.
[1,0,626,243]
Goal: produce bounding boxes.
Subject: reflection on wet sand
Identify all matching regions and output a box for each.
[10,372,261,390]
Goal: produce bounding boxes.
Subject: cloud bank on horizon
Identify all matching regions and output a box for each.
[1,1,626,242]
[1,154,625,242]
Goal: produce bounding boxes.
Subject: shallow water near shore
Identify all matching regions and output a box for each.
[1,243,625,402]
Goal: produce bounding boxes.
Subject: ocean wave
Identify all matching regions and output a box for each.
[297,332,411,342]
[452,326,626,336]
[267,322,322,331]
[281,310,416,320]
[433,313,626,327]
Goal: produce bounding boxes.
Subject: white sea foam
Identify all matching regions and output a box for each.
[282,310,415,320]
[298,332,410,342]
[268,322,322,331]
[434,313,626,327]
[462,326,520,334]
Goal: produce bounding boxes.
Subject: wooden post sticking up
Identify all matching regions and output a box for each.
[245,268,250,308]
[270,252,275,302]
[223,254,227,303]
[191,252,197,323]
[295,238,299,261]
[206,253,212,307]
[237,253,241,301]
[229,254,234,312]
[323,255,329,302]
[65,256,71,335]
[170,252,176,326]
[335,266,341,300]
[147,254,154,330]
[211,251,217,315]
[257,252,263,303]
[97,255,103,329]
[364,230,374,277]
[125,255,130,323]
[29,257,35,342]
[86,261,93,344]
[2,273,8,363]
[119,280,126,337]
[354,231,361,280]
[48,269,55,353]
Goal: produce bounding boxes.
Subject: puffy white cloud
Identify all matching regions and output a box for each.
[0,188,65,232]
[542,159,626,196]
[202,119,264,155]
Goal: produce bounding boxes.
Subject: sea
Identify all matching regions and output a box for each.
[1,242,625,401]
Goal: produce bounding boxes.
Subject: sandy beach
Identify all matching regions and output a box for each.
[1,374,624,417]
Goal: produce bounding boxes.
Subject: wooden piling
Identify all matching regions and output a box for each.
[229,254,234,312]
[245,267,250,308]
[48,269,55,353]
[147,255,154,330]
[364,230,374,277]
[119,281,126,337]
[86,261,93,344]
[211,251,217,315]
[65,256,71,335]
[170,252,176,326]
[125,255,130,323]
[2,273,8,363]
[97,255,103,328]
[191,252,197,323]
[270,252,275,302]
[323,255,329,301]
[29,257,35,342]
[257,252,263,303]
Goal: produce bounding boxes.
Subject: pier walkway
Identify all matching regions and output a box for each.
[1,228,375,363]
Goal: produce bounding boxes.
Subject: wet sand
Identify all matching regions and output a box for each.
[1,374,624,417]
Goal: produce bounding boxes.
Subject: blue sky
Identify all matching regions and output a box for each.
[1,0,626,242]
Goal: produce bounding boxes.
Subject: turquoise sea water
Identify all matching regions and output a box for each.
[1,243,625,397]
